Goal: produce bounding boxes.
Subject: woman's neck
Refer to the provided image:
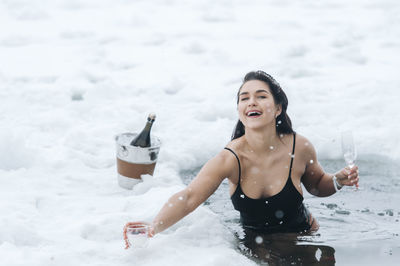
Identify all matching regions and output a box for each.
[244,126,281,154]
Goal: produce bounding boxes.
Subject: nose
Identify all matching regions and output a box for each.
[248,96,257,106]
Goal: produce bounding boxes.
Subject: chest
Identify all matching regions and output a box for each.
[230,150,306,198]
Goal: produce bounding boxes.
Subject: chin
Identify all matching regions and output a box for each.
[243,120,274,130]
[244,123,267,130]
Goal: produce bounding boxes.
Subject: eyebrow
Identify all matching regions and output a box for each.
[239,89,270,96]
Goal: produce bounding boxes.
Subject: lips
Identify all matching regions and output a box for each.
[246,110,262,117]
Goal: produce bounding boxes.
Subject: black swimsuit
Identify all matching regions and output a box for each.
[225,132,311,233]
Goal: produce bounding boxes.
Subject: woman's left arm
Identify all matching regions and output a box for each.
[300,137,359,197]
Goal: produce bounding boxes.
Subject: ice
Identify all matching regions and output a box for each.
[1,0,400,265]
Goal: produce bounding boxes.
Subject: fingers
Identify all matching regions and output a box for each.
[350,177,359,185]
[123,222,145,249]
[337,165,359,187]
[124,221,147,228]
[123,225,130,249]
[148,226,155,238]
[345,166,359,179]
[124,239,130,249]
[344,176,359,187]
[345,165,358,175]
[123,221,152,249]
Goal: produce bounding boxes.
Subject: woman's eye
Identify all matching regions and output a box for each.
[240,97,249,101]
[258,96,266,99]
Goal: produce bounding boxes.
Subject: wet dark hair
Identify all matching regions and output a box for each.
[231,70,294,140]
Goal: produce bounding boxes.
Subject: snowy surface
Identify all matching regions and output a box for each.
[1,0,400,265]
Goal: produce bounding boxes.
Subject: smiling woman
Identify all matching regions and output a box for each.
[233,71,293,139]
[124,70,359,251]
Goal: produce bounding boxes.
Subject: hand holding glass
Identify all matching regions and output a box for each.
[341,130,358,188]
[123,223,150,249]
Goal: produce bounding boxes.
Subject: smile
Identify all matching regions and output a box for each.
[246,110,262,118]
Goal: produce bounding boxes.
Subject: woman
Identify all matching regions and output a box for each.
[123,70,359,248]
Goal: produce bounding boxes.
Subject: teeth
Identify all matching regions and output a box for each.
[247,111,261,116]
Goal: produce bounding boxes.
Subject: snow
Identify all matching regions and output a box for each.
[1,0,400,265]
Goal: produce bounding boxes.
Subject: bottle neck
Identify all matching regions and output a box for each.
[144,120,154,131]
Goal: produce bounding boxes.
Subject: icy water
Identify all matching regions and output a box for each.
[180,156,400,265]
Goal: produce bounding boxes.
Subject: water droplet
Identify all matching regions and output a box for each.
[265,200,269,204]
[305,142,309,146]
[291,154,295,158]
[279,221,283,224]
[251,167,260,174]
[275,210,284,219]
[280,134,284,138]
[178,196,183,200]
[284,165,289,169]
[265,222,269,225]
[310,159,314,164]
[315,248,322,261]
[255,236,263,244]
[168,203,173,207]
[269,146,274,150]
[240,194,245,198]
[277,120,282,124]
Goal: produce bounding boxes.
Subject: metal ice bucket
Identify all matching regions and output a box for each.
[115,132,161,189]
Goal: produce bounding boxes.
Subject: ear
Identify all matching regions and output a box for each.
[275,104,282,118]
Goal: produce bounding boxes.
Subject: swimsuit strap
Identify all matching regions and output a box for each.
[288,132,296,178]
[224,147,241,182]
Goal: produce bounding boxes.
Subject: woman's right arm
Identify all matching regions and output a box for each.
[149,149,235,235]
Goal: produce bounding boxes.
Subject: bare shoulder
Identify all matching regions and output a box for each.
[295,133,317,160]
[224,136,245,153]
[204,140,242,179]
[296,133,313,149]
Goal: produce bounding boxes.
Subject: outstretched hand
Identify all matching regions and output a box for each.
[335,165,359,188]
[123,222,155,249]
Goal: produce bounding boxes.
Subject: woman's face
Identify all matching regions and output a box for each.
[237,80,281,130]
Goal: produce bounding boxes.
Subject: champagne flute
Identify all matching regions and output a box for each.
[341,130,358,188]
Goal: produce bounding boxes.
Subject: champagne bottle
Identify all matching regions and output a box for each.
[130,113,156,147]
